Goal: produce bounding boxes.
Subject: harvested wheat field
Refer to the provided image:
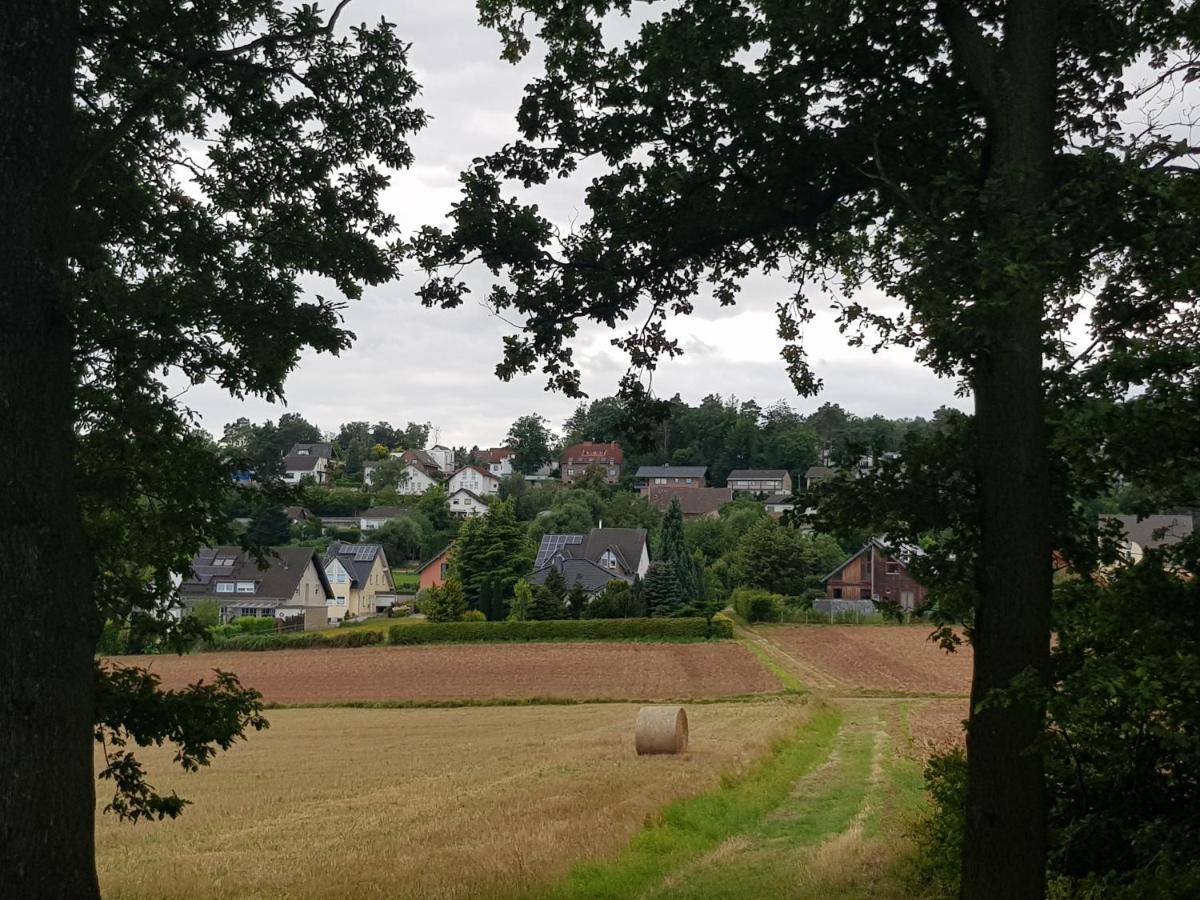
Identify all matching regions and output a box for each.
[760,625,972,695]
[908,699,969,755]
[105,642,779,704]
[95,702,808,900]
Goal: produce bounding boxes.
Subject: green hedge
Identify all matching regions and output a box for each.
[731,587,784,623]
[709,612,735,639]
[214,629,385,651]
[388,617,725,645]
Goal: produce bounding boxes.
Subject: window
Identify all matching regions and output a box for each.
[685,478,693,485]
[832,587,843,599]
[655,477,666,484]
[216,582,234,594]
[860,588,871,600]
[240,607,257,617]
[336,572,346,583]
[886,562,901,575]
[439,562,449,577]
[901,591,914,606]
[236,582,255,593]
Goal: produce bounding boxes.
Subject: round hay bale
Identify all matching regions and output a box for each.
[635,706,688,755]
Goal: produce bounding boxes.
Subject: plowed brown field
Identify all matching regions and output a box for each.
[760,625,972,695]
[105,641,780,704]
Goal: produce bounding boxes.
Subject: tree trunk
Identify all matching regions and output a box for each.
[960,2,1057,898]
[0,2,98,898]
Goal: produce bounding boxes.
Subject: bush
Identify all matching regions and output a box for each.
[461,609,487,622]
[388,617,721,645]
[909,747,966,897]
[731,587,784,622]
[708,612,735,639]
[229,615,276,634]
[213,629,384,651]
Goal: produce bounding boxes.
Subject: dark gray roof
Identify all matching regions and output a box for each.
[529,558,624,594]
[763,493,795,505]
[727,469,789,480]
[635,465,708,478]
[283,453,323,472]
[407,448,439,469]
[448,488,488,504]
[288,442,333,459]
[804,465,835,479]
[1100,514,1193,551]
[323,541,388,587]
[181,547,333,604]
[534,528,648,573]
[646,485,732,517]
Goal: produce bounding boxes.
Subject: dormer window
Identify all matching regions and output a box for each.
[236,582,255,593]
[216,582,234,593]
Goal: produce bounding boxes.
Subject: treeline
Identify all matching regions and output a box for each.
[563,395,957,484]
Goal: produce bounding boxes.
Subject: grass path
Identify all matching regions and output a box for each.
[538,625,935,899]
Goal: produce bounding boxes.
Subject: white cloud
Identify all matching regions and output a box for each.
[171,0,967,445]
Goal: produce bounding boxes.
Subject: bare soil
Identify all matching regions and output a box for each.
[761,626,972,695]
[907,699,969,756]
[105,641,780,704]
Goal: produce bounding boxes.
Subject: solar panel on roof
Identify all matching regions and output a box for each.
[535,534,584,569]
[353,545,376,561]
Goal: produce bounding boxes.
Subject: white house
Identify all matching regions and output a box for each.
[282,452,328,485]
[448,464,501,497]
[425,444,456,475]
[448,488,489,518]
[394,462,439,496]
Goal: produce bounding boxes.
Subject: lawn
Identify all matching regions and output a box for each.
[95,703,809,899]
[392,569,419,592]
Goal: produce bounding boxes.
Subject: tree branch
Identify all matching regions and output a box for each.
[936,0,1000,107]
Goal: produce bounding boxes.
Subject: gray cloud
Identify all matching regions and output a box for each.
[169,0,967,445]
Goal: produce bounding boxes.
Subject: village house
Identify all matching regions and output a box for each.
[416,544,453,591]
[529,528,650,595]
[560,441,624,484]
[425,444,456,475]
[726,469,792,495]
[822,538,928,610]
[180,546,332,630]
[763,493,797,518]
[803,464,834,491]
[322,541,394,624]
[447,488,489,517]
[635,465,708,492]
[359,507,409,531]
[382,461,439,495]
[477,446,514,477]
[448,464,501,496]
[396,448,443,478]
[645,485,732,520]
[281,442,333,486]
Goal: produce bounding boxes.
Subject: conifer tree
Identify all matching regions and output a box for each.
[566,579,590,619]
[643,561,684,618]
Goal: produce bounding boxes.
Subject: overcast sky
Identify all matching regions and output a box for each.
[172,0,966,447]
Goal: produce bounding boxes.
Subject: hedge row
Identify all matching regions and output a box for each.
[731,587,785,623]
[210,616,735,651]
[388,617,724,644]
[214,630,385,651]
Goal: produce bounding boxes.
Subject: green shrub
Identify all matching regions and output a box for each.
[388,617,718,645]
[461,609,487,622]
[708,612,735,639]
[213,629,383,651]
[228,615,276,634]
[909,747,966,897]
[730,587,783,622]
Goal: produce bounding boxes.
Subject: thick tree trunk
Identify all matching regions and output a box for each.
[960,2,1057,898]
[0,3,98,898]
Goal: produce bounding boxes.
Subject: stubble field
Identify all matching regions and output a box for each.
[95,702,809,900]
[105,642,780,704]
[761,625,973,696]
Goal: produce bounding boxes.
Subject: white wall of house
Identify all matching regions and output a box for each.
[290,560,328,611]
[283,456,327,485]
[488,455,514,477]
[324,558,351,622]
[448,490,488,517]
[449,466,500,496]
[396,464,438,496]
[426,445,455,474]
[635,543,650,577]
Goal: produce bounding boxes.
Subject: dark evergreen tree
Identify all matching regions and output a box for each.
[246,505,291,548]
[643,561,684,618]
[566,579,589,619]
[529,567,569,621]
[659,497,703,605]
